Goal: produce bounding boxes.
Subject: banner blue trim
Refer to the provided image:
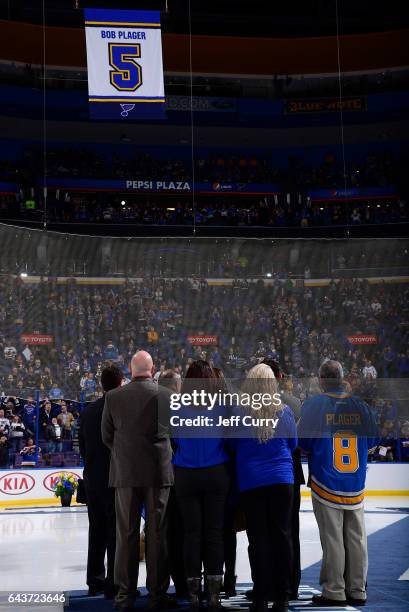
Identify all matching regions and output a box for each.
[84,8,160,25]
[85,23,161,30]
[89,101,166,120]
[90,96,165,101]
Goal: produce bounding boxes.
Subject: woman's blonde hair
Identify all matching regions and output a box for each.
[241,363,281,443]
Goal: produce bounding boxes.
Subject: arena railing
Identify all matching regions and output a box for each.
[1,388,408,469]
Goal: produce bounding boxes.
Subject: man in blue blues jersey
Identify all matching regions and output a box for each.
[298,360,379,607]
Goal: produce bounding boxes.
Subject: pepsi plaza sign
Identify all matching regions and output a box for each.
[125,180,191,191]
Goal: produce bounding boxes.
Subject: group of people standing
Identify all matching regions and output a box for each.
[79,351,379,612]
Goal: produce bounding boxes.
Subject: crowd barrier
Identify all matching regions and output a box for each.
[0,463,407,508]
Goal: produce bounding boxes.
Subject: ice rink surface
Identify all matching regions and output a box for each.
[0,497,408,611]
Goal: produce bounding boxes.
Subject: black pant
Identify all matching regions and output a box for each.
[166,486,186,594]
[175,463,230,577]
[224,505,237,578]
[84,477,116,591]
[242,483,294,602]
[290,484,301,597]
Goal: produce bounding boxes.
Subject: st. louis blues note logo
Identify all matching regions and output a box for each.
[120,103,136,117]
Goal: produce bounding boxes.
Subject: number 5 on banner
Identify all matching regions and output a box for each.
[108,43,142,91]
[333,431,359,473]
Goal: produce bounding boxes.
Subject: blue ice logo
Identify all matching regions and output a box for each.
[120,104,135,117]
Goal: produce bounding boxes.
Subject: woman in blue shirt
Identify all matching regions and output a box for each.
[173,360,230,611]
[231,363,297,612]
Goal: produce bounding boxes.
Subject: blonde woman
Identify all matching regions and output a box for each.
[231,363,297,612]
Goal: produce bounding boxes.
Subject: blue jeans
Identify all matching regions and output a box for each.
[10,437,24,453]
[50,440,62,453]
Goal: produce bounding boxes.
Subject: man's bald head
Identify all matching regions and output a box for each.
[131,350,154,378]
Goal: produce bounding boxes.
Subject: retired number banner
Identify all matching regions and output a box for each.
[84,8,165,120]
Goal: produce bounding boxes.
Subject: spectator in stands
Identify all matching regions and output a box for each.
[57,401,75,439]
[210,347,222,368]
[40,367,53,390]
[40,400,53,436]
[373,422,396,461]
[153,363,166,383]
[46,417,63,453]
[16,379,29,397]
[81,354,92,373]
[400,421,409,461]
[0,408,10,437]
[22,397,37,438]
[49,383,63,400]
[382,345,397,378]
[4,340,17,360]
[362,359,377,380]
[80,371,89,390]
[33,358,43,377]
[397,350,409,378]
[0,435,9,467]
[81,372,97,400]
[0,268,408,412]
[4,374,16,395]
[20,438,41,466]
[22,344,33,363]
[24,365,38,390]
[104,341,119,361]
[370,298,382,316]
[4,399,17,420]
[9,415,26,453]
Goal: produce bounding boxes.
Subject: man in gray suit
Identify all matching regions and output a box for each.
[102,351,174,611]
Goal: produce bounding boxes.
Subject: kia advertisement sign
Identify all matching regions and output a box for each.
[0,468,84,505]
[347,335,378,345]
[43,471,81,492]
[0,472,35,496]
[187,335,218,346]
[21,334,54,345]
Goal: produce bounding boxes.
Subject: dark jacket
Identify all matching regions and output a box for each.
[0,442,8,468]
[79,397,110,488]
[40,408,54,432]
[46,423,62,441]
[101,377,174,488]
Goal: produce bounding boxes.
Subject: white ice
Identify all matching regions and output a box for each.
[0,496,407,594]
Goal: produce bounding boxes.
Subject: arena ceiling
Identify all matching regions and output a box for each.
[1,0,408,37]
